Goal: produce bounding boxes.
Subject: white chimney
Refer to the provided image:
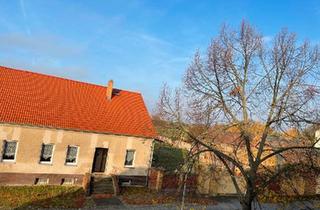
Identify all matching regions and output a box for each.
[106,80,113,101]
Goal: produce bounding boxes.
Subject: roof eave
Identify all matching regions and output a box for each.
[0,121,156,140]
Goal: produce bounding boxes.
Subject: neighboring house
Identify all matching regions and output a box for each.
[157,129,320,196]
[0,66,156,188]
[197,132,320,196]
[156,136,192,151]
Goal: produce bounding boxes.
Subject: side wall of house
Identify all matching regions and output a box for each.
[0,123,153,185]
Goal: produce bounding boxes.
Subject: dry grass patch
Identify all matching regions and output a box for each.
[0,186,86,209]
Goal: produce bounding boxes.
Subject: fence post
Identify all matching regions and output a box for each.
[148,167,164,191]
[156,168,164,191]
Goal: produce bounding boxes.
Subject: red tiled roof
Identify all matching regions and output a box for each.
[0,66,156,138]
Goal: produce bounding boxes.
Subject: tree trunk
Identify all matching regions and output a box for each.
[241,201,252,210]
[180,172,188,210]
[240,190,254,210]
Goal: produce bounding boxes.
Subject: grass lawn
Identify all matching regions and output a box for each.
[0,186,86,209]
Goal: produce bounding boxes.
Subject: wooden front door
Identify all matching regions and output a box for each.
[92,148,108,173]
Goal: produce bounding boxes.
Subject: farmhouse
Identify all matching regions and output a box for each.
[0,66,156,192]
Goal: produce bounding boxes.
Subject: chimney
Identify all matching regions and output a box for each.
[106,80,113,101]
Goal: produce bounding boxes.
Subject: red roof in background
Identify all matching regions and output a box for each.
[0,66,156,138]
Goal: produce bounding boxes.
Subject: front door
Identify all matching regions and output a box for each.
[92,148,108,173]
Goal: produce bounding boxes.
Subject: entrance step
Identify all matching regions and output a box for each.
[90,176,117,195]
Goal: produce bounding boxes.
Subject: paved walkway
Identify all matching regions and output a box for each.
[93,197,123,207]
[91,197,320,210]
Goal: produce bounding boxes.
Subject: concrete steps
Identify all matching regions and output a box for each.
[91,176,115,194]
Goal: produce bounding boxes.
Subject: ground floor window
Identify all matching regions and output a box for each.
[40,144,54,164]
[124,149,135,167]
[35,178,49,185]
[2,140,18,161]
[61,178,75,185]
[65,145,79,165]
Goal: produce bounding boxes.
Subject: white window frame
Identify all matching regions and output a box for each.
[65,145,79,166]
[124,149,136,168]
[2,140,18,163]
[39,143,55,164]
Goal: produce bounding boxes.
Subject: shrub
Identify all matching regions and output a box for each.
[152,142,187,172]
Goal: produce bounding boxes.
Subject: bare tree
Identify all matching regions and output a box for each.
[157,21,320,210]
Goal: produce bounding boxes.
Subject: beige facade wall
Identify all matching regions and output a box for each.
[315,130,320,148]
[0,123,153,177]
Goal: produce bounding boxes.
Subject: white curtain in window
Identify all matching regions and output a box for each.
[42,144,53,159]
[5,141,16,156]
[66,146,78,162]
[125,150,135,165]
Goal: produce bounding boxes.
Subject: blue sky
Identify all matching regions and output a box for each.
[0,0,320,111]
